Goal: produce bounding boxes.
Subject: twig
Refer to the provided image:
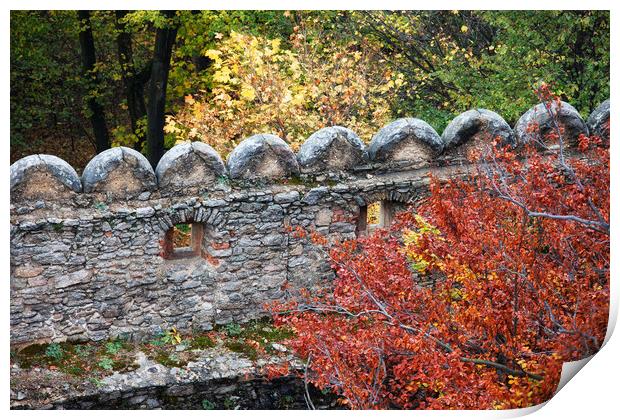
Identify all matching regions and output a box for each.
[304,353,316,410]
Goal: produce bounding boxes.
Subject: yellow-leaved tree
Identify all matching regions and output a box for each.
[165,26,400,157]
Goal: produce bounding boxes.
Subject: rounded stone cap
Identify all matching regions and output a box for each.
[10,154,82,202]
[82,147,157,198]
[297,126,365,173]
[226,134,300,180]
[587,99,610,143]
[442,109,514,151]
[367,118,443,166]
[156,142,226,192]
[515,101,588,146]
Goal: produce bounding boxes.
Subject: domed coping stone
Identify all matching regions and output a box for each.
[226,134,300,180]
[587,99,610,144]
[367,118,443,170]
[156,142,226,194]
[514,101,588,147]
[297,126,366,174]
[82,147,157,199]
[442,109,514,158]
[10,154,82,203]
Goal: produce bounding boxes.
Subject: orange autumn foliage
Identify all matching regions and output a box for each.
[269,87,610,409]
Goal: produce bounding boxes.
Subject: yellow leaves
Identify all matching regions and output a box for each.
[395,73,405,88]
[401,215,448,275]
[164,115,182,134]
[187,127,198,138]
[449,288,463,301]
[254,65,266,77]
[380,80,394,93]
[289,58,303,80]
[204,49,221,61]
[165,327,182,345]
[291,93,305,106]
[414,214,442,236]
[240,85,256,101]
[213,66,231,83]
[170,30,394,159]
[229,30,242,43]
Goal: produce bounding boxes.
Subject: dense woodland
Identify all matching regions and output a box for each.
[10,10,610,410]
[10,10,609,169]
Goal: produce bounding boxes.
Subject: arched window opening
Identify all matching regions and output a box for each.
[356,200,399,236]
[162,223,204,259]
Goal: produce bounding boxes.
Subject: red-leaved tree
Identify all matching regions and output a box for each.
[269,85,610,409]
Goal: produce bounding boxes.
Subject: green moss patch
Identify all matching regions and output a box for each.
[218,318,295,359]
[224,340,260,360]
[11,319,295,379]
[189,334,216,350]
[11,339,139,378]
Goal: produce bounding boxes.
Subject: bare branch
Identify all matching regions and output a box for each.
[303,353,316,410]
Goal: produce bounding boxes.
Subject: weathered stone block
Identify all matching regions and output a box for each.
[226,134,300,180]
[315,208,333,226]
[442,109,514,156]
[82,147,156,198]
[156,142,226,194]
[367,118,443,168]
[274,190,300,203]
[297,126,366,173]
[14,265,44,278]
[10,154,82,202]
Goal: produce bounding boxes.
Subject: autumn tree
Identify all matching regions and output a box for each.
[11,10,609,170]
[165,20,399,156]
[270,87,609,409]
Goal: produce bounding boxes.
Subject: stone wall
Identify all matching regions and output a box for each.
[10,100,609,345]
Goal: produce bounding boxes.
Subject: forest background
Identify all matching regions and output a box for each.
[10,10,610,168]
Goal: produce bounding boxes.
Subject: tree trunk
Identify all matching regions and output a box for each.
[78,10,110,154]
[115,10,148,151]
[146,10,178,168]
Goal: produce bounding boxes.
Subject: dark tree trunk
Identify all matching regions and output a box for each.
[146,10,178,168]
[115,10,148,150]
[78,10,110,154]
[189,10,212,75]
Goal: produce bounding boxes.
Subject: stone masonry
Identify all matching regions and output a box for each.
[10,100,609,345]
